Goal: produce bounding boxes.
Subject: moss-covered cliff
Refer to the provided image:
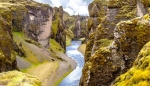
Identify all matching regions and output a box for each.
[51,6,66,50]
[0,6,17,72]
[114,40,150,86]
[80,0,150,85]
[0,0,77,85]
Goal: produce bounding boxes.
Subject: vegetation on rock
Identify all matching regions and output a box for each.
[0,71,42,86]
[80,0,150,85]
[114,41,150,86]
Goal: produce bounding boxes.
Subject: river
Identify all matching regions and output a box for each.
[59,41,84,86]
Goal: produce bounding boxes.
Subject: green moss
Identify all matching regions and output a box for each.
[114,41,150,86]
[98,39,113,47]
[13,32,40,64]
[89,0,107,17]
[117,15,150,55]
[64,29,74,38]
[84,32,96,61]
[87,18,93,31]
[0,71,42,86]
[140,0,150,7]
[113,1,137,20]
[0,6,12,25]
[52,19,59,38]
[49,39,65,52]
[0,16,16,64]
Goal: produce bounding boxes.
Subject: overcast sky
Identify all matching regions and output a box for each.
[34,0,93,15]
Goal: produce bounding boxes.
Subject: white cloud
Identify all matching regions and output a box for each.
[64,8,74,15]
[65,0,89,15]
[34,0,91,15]
[49,0,61,7]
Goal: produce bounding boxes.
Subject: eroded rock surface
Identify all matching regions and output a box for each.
[51,6,66,50]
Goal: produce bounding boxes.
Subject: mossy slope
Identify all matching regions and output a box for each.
[0,70,42,86]
[114,41,150,86]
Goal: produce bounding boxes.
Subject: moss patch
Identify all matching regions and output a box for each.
[13,32,40,64]
[50,39,65,52]
[0,70,42,86]
[114,41,150,86]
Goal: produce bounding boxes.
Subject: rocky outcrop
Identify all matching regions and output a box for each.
[0,0,77,85]
[51,6,66,50]
[0,7,17,72]
[25,3,53,48]
[80,0,150,86]
[0,0,53,48]
[74,14,88,38]
[0,0,53,71]
[0,71,42,86]
[114,40,150,86]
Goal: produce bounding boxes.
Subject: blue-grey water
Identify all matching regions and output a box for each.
[59,41,84,86]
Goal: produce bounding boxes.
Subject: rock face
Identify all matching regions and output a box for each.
[0,0,54,72]
[25,3,53,48]
[0,71,42,86]
[74,15,88,38]
[80,0,150,86]
[51,6,66,50]
[0,0,76,85]
[114,40,150,86]
[0,6,17,72]
[0,0,53,48]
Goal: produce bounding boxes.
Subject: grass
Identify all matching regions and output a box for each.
[13,32,40,64]
[50,39,65,52]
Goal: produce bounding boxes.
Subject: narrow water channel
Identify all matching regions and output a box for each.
[59,41,84,86]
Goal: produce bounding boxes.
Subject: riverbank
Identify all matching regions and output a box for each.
[13,32,77,86]
[77,44,86,55]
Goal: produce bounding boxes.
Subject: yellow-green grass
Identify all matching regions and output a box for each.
[50,39,65,52]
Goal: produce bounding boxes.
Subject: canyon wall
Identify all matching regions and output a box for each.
[80,0,150,86]
[51,6,66,50]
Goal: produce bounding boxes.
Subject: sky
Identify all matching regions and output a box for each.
[34,0,93,16]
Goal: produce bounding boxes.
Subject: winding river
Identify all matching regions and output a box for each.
[59,41,84,86]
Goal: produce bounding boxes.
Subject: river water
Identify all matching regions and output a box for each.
[59,41,84,86]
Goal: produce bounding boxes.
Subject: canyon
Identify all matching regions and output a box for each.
[1,0,150,86]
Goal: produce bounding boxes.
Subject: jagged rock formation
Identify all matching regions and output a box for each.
[51,6,66,50]
[0,71,42,86]
[0,6,17,72]
[80,0,150,86]
[63,12,87,46]
[73,14,88,38]
[0,0,77,85]
[0,0,53,48]
[0,0,53,71]
[114,40,150,86]
[25,3,53,48]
